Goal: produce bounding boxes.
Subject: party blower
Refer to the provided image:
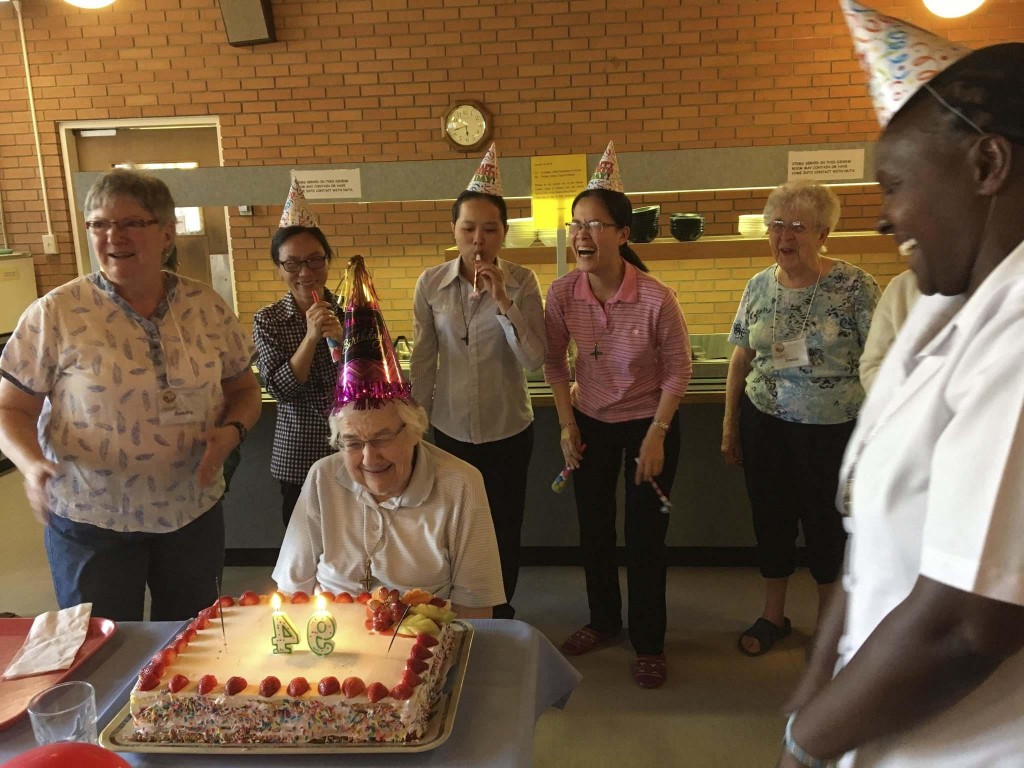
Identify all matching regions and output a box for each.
[551,445,586,492]
[310,289,342,363]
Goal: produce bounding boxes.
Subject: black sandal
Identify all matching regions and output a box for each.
[738,617,792,657]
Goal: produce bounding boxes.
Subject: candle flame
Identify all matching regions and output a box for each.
[271,592,282,611]
[315,594,327,612]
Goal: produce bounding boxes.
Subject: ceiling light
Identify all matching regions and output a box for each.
[923,0,986,18]
[64,0,115,7]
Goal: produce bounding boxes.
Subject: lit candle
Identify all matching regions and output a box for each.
[306,594,336,656]
[270,592,300,655]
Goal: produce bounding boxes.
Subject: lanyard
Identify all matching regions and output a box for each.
[772,260,822,343]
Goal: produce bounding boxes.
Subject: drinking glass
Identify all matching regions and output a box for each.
[27,680,98,745]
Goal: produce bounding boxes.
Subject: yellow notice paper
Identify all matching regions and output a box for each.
[531,155,588,231]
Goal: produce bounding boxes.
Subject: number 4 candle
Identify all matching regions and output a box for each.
[270,592,300,654]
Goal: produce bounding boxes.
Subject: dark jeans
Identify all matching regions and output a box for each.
[44,502,226,622]
[739,395,853,584]
[572,409,681,655]
[433,423,534,619]
[280,480,303,529]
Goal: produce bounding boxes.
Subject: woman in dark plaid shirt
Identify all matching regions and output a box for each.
[253,225,344,526]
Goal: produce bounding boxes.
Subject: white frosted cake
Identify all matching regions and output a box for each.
[129,587,459,744]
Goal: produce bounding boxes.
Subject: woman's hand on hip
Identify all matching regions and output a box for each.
[635,432,665,484]
[196,425,240,488]
[23,458,58,525]
[721,424,743,465]
[559,423,583,469]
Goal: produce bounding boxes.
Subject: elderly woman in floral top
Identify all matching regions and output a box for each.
[721,181,879,656]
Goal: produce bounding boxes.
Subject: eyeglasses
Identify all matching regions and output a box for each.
[340,423,406,453]
[279,257,327,273]
[84,218,160,232]
[768,220,817,235]
[566,220,619,235]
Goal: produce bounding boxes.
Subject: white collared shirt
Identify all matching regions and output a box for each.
[837,237,1024,767]
[272,441,505,609]
[410,257,545,444]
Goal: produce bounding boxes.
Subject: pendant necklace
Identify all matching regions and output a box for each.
[457,276,483,345]
[587,302,617,361]
[771,260,822,354]
[360,504,390,593]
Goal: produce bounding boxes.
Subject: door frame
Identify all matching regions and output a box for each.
[57,116,233,305]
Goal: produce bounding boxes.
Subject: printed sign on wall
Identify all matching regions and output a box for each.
[292,169,362,199]
[787,150,865,182]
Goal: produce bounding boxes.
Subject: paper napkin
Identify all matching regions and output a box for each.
[2,603,93,680]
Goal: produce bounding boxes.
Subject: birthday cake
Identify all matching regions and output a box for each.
[128,587,459,744]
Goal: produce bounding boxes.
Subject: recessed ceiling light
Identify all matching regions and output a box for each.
[923,0,986,18]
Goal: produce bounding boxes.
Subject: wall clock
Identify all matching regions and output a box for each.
[442,101,493,152]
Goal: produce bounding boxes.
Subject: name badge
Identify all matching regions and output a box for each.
[772,337,810,369]
[158,387,206,425]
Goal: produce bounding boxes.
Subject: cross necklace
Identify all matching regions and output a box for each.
[587,302,616,361]
[360,504,390,593]
[457,277,483,345]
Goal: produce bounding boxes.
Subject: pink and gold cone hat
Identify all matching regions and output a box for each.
[332,255,411,411]
[279,176,319,228]
[586,141,624,192]
[466,143,503,195]
[840,0,969,126]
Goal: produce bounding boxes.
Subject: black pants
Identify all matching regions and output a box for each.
[280,481,303,529]
[433,424,534,618]
[572,409,681,655]
[739,395,853,584]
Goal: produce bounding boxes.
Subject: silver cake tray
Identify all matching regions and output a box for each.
[99,620,473,755]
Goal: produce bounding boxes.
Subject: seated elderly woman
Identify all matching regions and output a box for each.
[272,396,505,619]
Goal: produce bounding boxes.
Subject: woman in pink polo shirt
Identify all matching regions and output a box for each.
[544,186,692,689]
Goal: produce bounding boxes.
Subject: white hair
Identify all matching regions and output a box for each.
[328,399,429,449]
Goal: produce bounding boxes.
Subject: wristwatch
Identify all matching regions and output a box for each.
[222,420,247,444]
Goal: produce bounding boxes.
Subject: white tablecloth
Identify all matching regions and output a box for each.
[0,619,581,767]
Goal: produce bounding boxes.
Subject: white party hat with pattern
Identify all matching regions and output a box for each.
[279,176,318,228]
[465,143,503,195]
[586,141,624,192]
[840,0,969,126]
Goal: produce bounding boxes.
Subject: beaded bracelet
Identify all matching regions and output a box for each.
[783,713,834,768]
[651,419,670,432]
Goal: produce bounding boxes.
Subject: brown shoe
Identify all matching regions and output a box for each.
[632,654,667,689]
[560,626,618,656]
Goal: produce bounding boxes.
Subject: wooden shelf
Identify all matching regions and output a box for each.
[446,231,896,264]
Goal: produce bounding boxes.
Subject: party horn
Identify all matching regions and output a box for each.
[311,289,342,363]
[551,444,586,493]
[635,458,673,513]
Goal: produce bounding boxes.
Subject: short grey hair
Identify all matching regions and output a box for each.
[83,168,176,226]
[328,399,429,450]
[762,181,841,231]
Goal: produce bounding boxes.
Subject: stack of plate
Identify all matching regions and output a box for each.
[537,229,560,247]
[505,217,536,248]
[629,205,660,244]
[738,214,766,238]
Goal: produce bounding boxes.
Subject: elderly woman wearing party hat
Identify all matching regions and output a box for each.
[274,256,504,618]
[543,142,692,688]
[778,4,1024,767]
[252,178,345,527]
[410,144,545,620]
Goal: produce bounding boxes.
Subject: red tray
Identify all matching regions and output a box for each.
[0,616,117,731]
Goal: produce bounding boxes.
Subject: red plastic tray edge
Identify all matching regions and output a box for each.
[0,616,117,731]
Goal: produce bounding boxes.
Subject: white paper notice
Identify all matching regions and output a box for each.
[291,170,362,199]
[787,150,865,182]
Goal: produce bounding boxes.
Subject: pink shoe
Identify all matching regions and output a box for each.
[632,654,667,689]
[560,626,618,656]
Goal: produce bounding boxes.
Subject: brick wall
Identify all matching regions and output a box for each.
[1,0,1019,314]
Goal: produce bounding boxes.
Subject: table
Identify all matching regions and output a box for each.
[0,619,581,767]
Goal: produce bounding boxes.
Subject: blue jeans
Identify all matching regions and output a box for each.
[44,502,225,622]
